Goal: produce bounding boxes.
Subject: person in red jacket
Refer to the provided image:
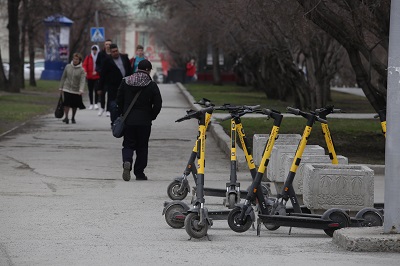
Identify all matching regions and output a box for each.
[82,45,100,110]
[186,58,197,83]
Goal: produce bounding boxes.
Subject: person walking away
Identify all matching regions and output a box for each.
[116,59,162,181]
[59,53,86,124]
[98,43,132,126]
[129,45,146,73]
[82,45,100,110]
[95,39,112,116]
[186,58,196,83]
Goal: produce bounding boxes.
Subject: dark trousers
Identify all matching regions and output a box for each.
[108,99,119,124]
[87,79,99,105]
[122,125,151,178]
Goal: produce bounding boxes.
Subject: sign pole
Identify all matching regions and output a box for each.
[384,0,400,234]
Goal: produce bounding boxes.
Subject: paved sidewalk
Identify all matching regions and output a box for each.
[0,84,399,266]
[331,87,366,97]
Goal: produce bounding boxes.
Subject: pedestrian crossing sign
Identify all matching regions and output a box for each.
[90,27,105,42]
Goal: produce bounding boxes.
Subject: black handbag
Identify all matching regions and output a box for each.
[54,94,64,118]
[112,90,142,138]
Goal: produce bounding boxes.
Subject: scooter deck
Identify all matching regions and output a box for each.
[201,187,248,199]
[207,209,231,220]
[258,213,338,230]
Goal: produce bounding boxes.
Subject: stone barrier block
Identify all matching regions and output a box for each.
[302,164,374,214]
[253,134,301,166]
[267,145,325,183]
[284,154,349,195]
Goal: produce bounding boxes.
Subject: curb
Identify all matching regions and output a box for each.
[333,227,400,252]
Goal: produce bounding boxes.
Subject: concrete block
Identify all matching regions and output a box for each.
[267,145,325,183]
[284,154,349,195]
[302,164,374,214]
[253,134,301,166]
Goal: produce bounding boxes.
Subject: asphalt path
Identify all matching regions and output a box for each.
[0,84,398,265]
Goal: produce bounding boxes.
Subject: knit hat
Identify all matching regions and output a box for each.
[138,59,152,71]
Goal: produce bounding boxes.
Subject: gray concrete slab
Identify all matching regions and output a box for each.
[0,83,398,266]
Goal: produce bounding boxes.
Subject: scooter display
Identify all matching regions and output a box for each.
[167,104,261,206]
[175,106,215,239]
[227,108,283,232]
[163,106,272,229]
[228,107,383,237]
[167,98,214,201]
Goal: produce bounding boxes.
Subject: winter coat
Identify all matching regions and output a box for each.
[60,62,86,94]
[83,54,100,80]
[116,71,162,126]
[186,62,196,77]
[98,54,132,100]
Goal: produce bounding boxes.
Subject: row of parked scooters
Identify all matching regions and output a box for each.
[163,99,384,239]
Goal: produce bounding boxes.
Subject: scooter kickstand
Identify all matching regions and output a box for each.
[288,227,292,235]
[187,235,211,241]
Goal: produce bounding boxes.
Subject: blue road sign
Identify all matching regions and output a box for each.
[90,27,105,42]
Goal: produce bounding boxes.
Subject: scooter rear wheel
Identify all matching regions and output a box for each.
[264,203,286,231]
[167,180,188,200]
[227,207,253,233]
[358,211,383,227]
[165,204,185,228]
[185,212,208,239]
[323,211,350,237]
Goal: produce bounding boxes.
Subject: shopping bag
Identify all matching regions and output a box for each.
[54,94,64,118]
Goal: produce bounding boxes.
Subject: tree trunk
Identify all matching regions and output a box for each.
[0,47,10,91]
[7,0,23,93]
[212,45,222,85]
[346,46,386,112]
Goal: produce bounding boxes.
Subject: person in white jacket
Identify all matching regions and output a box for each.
[59,53,86,124]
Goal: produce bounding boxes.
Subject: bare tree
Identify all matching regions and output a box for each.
[296,0,388,111]
[0,0,130,91]
[7,0,23,92]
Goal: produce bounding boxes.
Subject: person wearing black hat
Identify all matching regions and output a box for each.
[116,59,162,181]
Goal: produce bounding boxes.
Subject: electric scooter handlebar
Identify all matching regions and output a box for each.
[314,106,342,118]
[195,98,214,107]
[259,108,283,122]
[286,107,328,124]
[175,106,215,122]
[374,109,386,121]
[219,105,262,121]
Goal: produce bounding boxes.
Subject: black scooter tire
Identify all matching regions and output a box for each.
[264,203,286,231]
[165,204,185,228]
[228,193,236,209]
[359,211,383,227]
[227,207,252,233]
[323,211,350,237]
[184,212,208,239]
[167,180,188,200]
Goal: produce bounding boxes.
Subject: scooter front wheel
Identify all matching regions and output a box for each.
[184,212,208,239]
[227,207,252,233]
[228,193,236,209]
[165,204,185,228]
[167,180,189,200]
